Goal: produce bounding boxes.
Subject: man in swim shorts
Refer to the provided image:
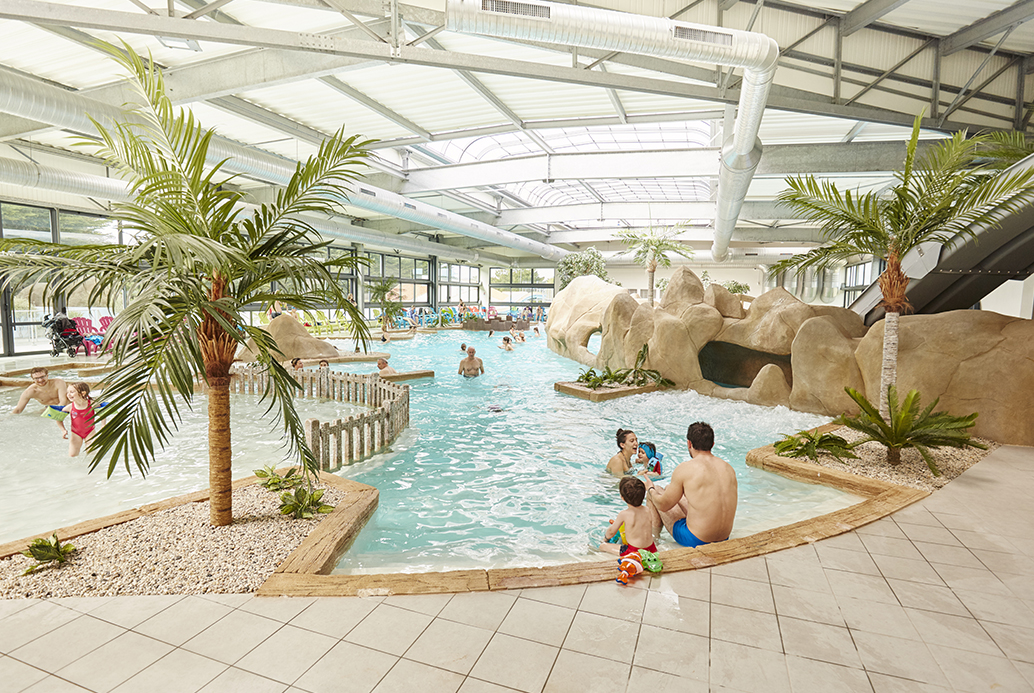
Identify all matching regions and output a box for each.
[13,367,70,438]
[458,346,484,377]
[642,422,737,548]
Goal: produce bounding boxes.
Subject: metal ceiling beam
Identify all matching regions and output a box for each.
[321,0,388,43]
[841,0,913,37]
[207,95,328,145]
[318,76,432,139]
[545,226,824,244]
[941,0,1034,56]
[182,0,238,20]
[396,141,927,194]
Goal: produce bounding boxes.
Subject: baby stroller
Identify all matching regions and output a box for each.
[42,313,86,357]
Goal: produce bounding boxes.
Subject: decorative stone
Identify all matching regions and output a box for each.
[659,266,704,309]
[746,364,792,407]
[704,283,746,319]
[856,310,1034,445]
[545,276,625,367]
[597,292,640,370]
[790,316,865,416]
[238,314,339,362]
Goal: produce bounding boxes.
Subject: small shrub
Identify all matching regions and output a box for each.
[836,386,986,476]
[254,465,303,492]
[774,430,858,463]
[21,534,76,575]
[279,487,335,519]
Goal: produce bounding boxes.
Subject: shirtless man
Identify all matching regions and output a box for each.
[642,422,737,548]
[14,367,70,437]
[376,358,397,376]
[458,346,484,377]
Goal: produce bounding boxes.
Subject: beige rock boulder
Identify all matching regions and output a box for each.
[238,314,339,362]
[704,283,746,319]
[546,276,627,366]
[660,267,704,313]
[789,316,865,416]
[746,364,792,407]
[597,292,640,370]
[856,310,1034,445]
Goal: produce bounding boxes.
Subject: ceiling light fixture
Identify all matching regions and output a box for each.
[157,36,202,51]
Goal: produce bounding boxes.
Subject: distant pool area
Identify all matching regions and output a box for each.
[327,332,861,575]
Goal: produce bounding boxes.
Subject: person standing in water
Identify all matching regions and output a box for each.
[458,346,484,377]
[63,382,99,458]
[14,367,70,438]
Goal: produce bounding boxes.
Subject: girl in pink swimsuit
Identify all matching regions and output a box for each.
[62,382,97,458]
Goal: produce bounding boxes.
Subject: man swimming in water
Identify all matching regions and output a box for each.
[458,346,484,377]
[376,358,397,376]
[13,367,70,437]
[642,422,737,548]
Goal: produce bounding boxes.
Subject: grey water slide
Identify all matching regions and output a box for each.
[851,152,1034,326]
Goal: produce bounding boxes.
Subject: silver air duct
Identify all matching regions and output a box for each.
[0,68,568,262]
[446,0,779,262]
[0,156,505,264]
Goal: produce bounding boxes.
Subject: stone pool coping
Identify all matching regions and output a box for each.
[554,381,662,402]
[0,424,928,597]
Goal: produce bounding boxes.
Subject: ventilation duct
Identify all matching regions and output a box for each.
[0,156,507,265]
[446,0,779,262]
[0,68,569,262]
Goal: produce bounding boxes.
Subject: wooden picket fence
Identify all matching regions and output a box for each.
[230,365,410,471]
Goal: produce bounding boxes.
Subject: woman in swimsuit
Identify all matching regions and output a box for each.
[63,382,97,458]
[606,428,638,477]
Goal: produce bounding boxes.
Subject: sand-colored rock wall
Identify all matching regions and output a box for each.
[547,267,1034,445]
[237,314,340,362]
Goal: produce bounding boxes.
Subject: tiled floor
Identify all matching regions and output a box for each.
[2,445,1032,693]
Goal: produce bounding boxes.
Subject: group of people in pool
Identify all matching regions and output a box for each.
[289,356,397,378]
[600,422,738,585]
[456,325,541,377]
[12,366,102,458]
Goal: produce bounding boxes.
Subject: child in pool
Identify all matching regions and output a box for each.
[599,477,657,586]
[62,382,98,458]
[636,442,664,478]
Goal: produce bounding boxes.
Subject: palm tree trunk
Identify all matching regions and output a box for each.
[647,269,656,306]
[887,446,902,466]
[879,311,899,419]
[876,249,909,419]
[199,274,238,527]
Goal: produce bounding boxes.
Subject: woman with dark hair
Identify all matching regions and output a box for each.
[606,428,638,477]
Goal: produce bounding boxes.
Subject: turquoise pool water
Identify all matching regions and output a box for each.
[327,331,859,574]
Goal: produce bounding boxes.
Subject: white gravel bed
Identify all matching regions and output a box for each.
[796,426,998,492]
[0,483,344,599]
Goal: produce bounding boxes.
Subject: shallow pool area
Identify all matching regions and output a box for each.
[327,332,861,575]
[0,389,367,544]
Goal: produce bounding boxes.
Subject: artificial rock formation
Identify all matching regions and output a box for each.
[547,267,1034,445]
[237,314,339,362]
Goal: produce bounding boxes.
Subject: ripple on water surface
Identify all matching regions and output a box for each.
[327,332,860,574]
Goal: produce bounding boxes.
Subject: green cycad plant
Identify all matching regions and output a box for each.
[774,430,858,463]
[836,386,986,476]
[617,224,694,306]
[366,278,404,328]
[0,41,372,527]
[21,534,77,575]
[771,115,1034,418]
[615,344,675,388]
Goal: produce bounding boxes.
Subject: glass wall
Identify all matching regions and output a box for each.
[489,267,554,316]
[842,259,884,307]
[437,261,480,308]
[362,250,432,321]
[1,203,58,353]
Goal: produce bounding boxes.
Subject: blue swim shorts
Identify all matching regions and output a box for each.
[672,519,712,548]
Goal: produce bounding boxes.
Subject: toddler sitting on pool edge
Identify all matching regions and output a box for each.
[599,477,657,585]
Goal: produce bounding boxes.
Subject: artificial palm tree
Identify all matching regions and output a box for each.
[0,41,372,526]
[616,224,694,305]
[366,278,404,327]
[770,115,1034,418]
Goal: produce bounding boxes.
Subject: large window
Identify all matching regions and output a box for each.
[438,262,480,307]
[842,259,884,308]
[363,251,432,320]
[489,266,554,315]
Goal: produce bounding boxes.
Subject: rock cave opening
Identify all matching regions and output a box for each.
[698,341,793,390]
[586,329,602,357]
